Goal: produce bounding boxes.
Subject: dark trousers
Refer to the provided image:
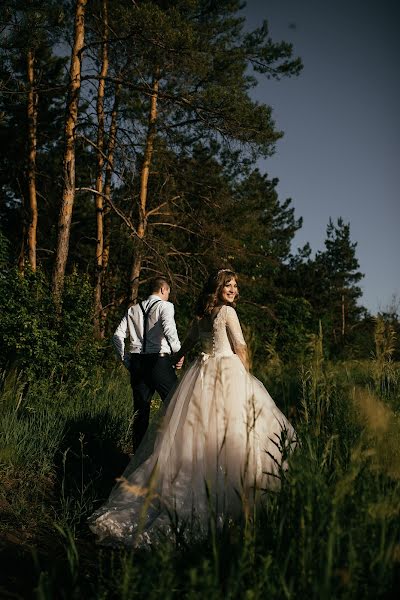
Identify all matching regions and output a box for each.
[129,354,177,451]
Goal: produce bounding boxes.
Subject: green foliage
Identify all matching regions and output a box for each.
[102,0,302,157]
[1,356,399,598]
[0,267,100,381]
[0,227,10,267]
[0,0,373,371]
[284,218,366,360]
[314,218,364,347]
[57,270,101,380]
[273,295,313,362]
[0,23,68,256]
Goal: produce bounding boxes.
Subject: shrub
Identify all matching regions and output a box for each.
[0,266,101,382]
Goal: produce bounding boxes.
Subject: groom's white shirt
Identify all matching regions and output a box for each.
[112,295,181,362]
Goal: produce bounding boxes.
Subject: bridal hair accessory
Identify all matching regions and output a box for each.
[217,269,231,275]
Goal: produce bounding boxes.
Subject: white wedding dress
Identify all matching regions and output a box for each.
[89,305,296,546]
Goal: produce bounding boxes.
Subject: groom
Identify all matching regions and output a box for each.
[113,277,183,451]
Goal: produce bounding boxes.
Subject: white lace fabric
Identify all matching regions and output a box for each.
[88,305,296,547]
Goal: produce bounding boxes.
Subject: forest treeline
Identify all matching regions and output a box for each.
[0,0,398,378]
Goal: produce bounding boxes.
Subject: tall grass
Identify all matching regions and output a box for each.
[1,349,399,598]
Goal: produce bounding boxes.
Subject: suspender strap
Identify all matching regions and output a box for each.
[138,299,161,353]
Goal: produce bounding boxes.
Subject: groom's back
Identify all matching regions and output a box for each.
[126,297,179,354]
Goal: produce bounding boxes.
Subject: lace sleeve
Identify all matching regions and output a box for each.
[225,306,249,370]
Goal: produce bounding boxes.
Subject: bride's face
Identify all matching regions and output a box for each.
[220,278,238,304]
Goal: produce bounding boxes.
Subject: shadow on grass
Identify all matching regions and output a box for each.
[0,407,131,598]
[54,408,131,516]
[0,536,37,599]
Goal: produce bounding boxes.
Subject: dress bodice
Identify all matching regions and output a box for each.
[196,305,247,357]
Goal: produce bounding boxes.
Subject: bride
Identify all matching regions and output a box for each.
[89,269,296,546]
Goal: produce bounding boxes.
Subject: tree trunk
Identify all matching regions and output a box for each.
[102,82,121,273]
[129,248,143,303]
[99,82,121,336]
[94,0,109,336]
[129,71,160,302]
[17,177,26,274]
[52,0,87,304]
[27,48,38,272]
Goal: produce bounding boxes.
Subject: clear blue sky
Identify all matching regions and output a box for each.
[243,0,400,314]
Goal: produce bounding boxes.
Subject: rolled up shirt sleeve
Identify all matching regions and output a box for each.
[112,313,129,361]
[160,302,181,353]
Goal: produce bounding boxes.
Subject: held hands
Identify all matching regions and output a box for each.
[175,356,185,370]
[170,354,185,370]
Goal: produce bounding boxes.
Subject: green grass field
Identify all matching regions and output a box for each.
[1,353,399,599]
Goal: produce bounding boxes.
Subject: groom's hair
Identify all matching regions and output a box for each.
[150,277,170,293]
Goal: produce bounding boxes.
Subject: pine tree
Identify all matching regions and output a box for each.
[298,218,365,356]
[80,0,303,301]
[0,0,66,270]
[52,0,88,304]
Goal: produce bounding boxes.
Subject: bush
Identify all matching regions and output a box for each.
[0,266,101,382]
[274,295,313,362]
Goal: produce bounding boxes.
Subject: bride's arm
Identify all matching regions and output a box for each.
[226,306,250,371]
[172,319,199,364]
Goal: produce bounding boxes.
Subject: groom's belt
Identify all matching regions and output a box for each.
[131,352,171,357]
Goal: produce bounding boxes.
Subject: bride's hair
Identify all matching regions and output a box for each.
[195,269,238,317]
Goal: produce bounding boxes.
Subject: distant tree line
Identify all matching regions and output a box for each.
[1,0,396,377]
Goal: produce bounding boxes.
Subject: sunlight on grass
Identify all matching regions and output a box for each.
[0,352,399,598]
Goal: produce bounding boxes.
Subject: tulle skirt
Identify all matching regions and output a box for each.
[88,353,296,546]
